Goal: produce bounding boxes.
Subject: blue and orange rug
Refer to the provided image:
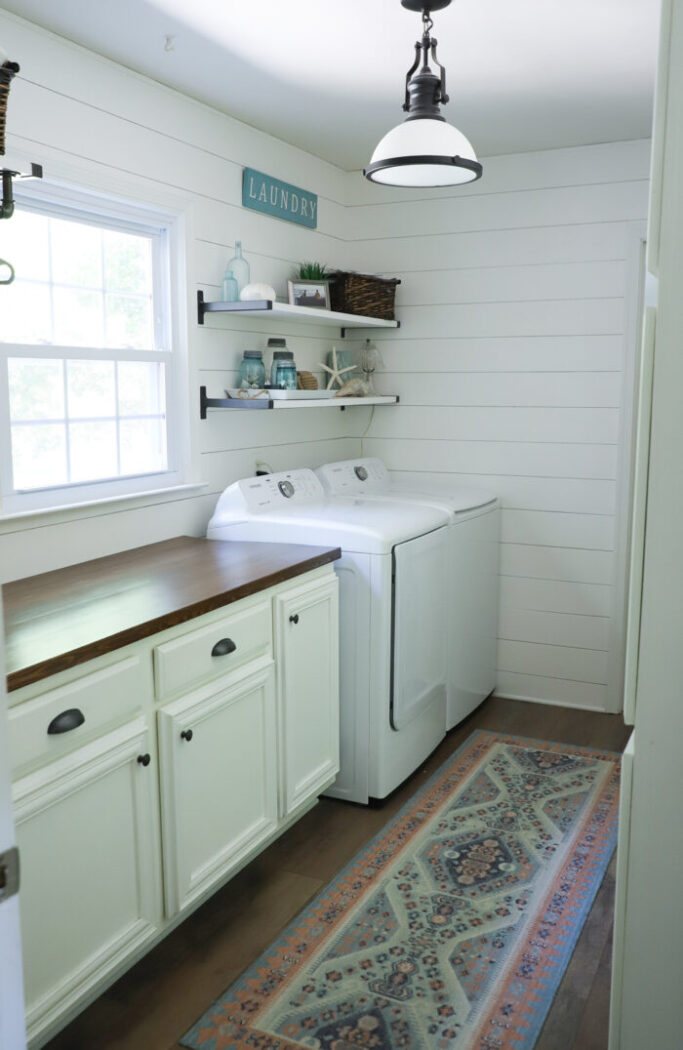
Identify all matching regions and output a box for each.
[181,730,620,1050]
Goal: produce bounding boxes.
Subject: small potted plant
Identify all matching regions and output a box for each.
[288,262,332,310]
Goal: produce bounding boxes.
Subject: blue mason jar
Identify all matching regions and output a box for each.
[239,350,266,388]
[271,351,297,389]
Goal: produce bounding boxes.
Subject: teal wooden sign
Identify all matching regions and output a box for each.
[242,168,318,229]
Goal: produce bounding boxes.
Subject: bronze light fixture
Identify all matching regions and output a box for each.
[364,0,481,188]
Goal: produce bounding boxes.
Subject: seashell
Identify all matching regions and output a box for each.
[334,378,370,398]
[240,282,276,301]
[297,370,318,390]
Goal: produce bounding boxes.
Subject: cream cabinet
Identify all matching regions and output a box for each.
[275,576,339,817]
[13,716,161,1043]
[158,663,278,915]
[9,563,339,1049]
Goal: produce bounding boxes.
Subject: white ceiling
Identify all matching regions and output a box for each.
[0,0,660,170]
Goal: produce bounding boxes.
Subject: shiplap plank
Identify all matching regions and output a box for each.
[349,181,648,240]
[363,336,625,373]
[499,544,616,585]
[499,577,614,617]
[494,671,609,710]
[364,438,617,481]
[393,299,624,340]
[354,222,630,273]
[498,608,611,650]
[379,371,622,408]
[388,472,615,515]
[497,639,609,684]
[394,261,626,306]
[500,510,615,550]
[367,407,620,444]
[0,491,215,583]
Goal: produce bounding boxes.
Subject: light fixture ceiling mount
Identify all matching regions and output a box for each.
[364,0,482,188]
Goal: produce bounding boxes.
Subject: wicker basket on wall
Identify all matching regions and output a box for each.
[329,272,400,320]
[0,61,20,157]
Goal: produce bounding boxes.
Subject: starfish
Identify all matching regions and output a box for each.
[319,347,356,390]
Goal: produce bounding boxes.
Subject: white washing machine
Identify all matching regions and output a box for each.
[316,457,500,729]
[207,469,450,804]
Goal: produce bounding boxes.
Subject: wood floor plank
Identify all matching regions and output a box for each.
[43,697,629,1050]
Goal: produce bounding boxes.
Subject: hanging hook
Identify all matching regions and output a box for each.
[0,257,14,284]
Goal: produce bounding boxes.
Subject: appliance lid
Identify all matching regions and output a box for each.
[316,458,497,513]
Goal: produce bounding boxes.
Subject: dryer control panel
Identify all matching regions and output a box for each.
[317,458,390,496]
[210,469,325,523]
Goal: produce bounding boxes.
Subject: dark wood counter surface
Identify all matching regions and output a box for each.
[3,536,341,693]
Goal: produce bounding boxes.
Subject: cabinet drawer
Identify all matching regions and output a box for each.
[154,600,271,701]
[8,656,145,780]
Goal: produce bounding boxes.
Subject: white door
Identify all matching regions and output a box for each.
[157,664,278,916]
[0,612,27,1050]
[14,717,161,1045]
[275,575,339,816]
[391,527,448,730]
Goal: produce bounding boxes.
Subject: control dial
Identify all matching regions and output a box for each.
[354,466,369,481]
[278,480,295,498]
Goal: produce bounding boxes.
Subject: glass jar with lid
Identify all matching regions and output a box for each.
[268,338,298,390]
[239,350,266,389]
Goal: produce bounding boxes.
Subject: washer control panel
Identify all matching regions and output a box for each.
[317,458,391,496]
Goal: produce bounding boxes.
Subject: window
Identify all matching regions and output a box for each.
[0,185,182,513]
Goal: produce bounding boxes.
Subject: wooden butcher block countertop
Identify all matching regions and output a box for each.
[3,536,341,692]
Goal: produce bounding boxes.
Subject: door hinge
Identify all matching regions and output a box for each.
[0,847,20,903]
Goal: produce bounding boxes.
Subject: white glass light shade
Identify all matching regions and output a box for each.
[366,117,480,187]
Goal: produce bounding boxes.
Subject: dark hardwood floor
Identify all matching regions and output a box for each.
[44,698,630,1050]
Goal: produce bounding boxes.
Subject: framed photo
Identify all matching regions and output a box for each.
[288,279,331,310]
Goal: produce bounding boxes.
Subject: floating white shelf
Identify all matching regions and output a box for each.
[272,395,397,410]
[199,387,398,418]
[197,291,400,335]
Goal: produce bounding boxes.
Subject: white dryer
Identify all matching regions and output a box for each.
[207,469,450,804]
[316,458,500,729]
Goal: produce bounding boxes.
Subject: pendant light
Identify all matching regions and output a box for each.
[364,0,481,188]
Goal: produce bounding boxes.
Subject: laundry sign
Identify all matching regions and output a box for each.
[242,167,318,229]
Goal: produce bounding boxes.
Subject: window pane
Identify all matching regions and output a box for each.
[103,230,153,294]
[105,294,153,350]
[8,358,64,420]
[0,281,52,344]
[11,424,68,490]
[69,421,118,482]
[0,209,50,282]
[118,361,165,416]
[67,360,116,419]
[119,418,167,475]
[53,287,104,347]
[50,217,102,289]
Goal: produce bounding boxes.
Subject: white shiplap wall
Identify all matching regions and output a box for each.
[0,10,366,581]
[343,140,651,711]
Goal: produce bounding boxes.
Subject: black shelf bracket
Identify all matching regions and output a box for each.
[198,290,276,325]
[200,385,273,419]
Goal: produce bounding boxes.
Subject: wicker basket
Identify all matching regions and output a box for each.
[330,272,400,320]
[0,62,20,157]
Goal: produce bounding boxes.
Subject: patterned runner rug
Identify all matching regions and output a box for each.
[181,730,620,1050]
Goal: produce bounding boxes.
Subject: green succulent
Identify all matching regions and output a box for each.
[296,262,329,280]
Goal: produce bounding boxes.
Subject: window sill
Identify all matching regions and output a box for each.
[0,482,209,533]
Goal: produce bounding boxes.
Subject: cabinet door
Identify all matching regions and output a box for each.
[158,664,278,916]
[13,718,161,1046]
[275,575,339,816]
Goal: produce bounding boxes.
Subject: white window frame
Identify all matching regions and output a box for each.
[0,180,189,516]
